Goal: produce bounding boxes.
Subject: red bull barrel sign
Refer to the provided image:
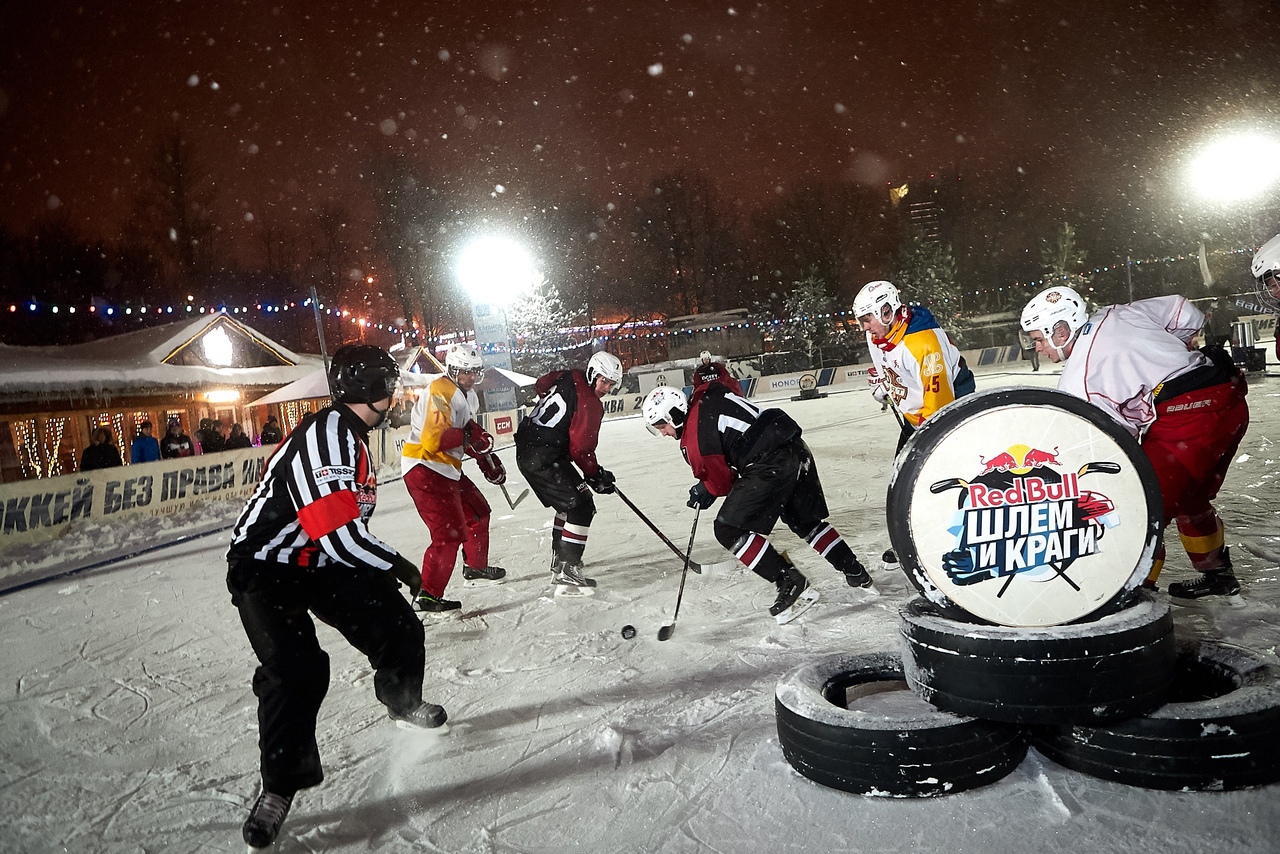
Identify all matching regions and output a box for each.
[888,388,1162,627]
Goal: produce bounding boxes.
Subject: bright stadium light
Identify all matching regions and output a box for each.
[456,236,540,307]
[1189,133,1280,204]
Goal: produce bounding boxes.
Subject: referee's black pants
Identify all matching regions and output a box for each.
[228,558,426,796]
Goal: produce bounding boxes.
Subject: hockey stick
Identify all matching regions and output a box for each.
[657,507,700,641]
[614,486,704,574]
[498,482,529,509]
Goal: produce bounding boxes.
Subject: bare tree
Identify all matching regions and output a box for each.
[632,171,740,316]
[130,126,217,290]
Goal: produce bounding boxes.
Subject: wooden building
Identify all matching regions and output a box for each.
[0,314,323,482]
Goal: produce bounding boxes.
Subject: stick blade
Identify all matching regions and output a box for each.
[510,488,530,508]
[656,624,674,641]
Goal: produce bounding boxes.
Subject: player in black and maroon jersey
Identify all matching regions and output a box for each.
[227,345,446,849]
[642,382,876,624]
[515,351,622,595]
[691,349,743,395]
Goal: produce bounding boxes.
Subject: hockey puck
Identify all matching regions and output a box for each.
[621,625,637,640]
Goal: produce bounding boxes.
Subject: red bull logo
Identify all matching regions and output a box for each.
[930,448,1121,594]
[978,444,1060,476]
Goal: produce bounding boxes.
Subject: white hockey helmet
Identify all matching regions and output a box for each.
[853,280,903,322]
[699,350,712,364]
[642,385,689,436]
[1252,234,1280,312]
[445,342,485,381]
[1021,286,1089,359]
[586,351,623,387]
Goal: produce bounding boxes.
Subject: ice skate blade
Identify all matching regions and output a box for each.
[553,584,595,598]
[1171,593,1245,609]
[395,720,451,735]
[462,577,505,588]
[775,588,820,624]
[879,559,901,573]
[417,609,462,621]
[851,582,881,599]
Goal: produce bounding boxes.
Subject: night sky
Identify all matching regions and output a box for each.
[1,0,1276,267]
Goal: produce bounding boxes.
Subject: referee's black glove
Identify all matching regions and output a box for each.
[390,554,422,598]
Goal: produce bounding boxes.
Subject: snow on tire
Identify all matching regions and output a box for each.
[899,590,1175,725]
[1032,639,1280,791]
[774,651,1026,797]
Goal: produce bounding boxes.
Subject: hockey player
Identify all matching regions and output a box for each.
[401,342,508,615]
[1254,234,1280,362]
[226,345,446,850]
[854,280,966,453]
[692,349,744,395]
[855,279,969,568]
[1021,285,1250,599]
[515,350,622,595]
[641,383,875,624]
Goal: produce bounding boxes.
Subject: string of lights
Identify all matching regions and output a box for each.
[3,245,1259,342]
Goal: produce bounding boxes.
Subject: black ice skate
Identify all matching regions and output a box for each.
[416,594,462,615]
[841,558,876,590]
[462,565,507,587]
[388,700,450,733]
[1168,570,1241,600]
[770,560,819,624]
[552,560,597,597]
[880,549,900,572]
[242,790,293,849]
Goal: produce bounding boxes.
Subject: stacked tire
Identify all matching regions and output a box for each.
[776,388,1280,795]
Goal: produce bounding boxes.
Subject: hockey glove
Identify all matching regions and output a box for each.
[585,468,616,494]
[390,554,423,598]
[872,383,889,405]
[687,482,715,510]
[464,421,495,456]
[941,549,987,586]
[474,452,507,485]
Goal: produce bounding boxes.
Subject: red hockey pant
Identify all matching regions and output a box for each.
[404,465,491,597]
[1144,379,1248,571]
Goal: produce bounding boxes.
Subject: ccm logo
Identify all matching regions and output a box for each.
[492,416,514,434]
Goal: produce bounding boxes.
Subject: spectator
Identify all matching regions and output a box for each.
[225,423,253,450]
[160,418,196,458]
[80,426,123,471]
[130,421,160,464]
[260,415,283,445]
[199,418,227,453]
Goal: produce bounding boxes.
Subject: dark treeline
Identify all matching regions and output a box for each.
[0,130,1261,354]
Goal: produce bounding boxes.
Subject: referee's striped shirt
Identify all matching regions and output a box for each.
[227,404,400,571]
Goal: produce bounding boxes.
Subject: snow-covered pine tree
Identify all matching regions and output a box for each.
[509,280,580,377]
[779,270,832,369]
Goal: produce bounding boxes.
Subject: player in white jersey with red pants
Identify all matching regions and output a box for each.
[1021,286,1249,599]
[401,343,507,614]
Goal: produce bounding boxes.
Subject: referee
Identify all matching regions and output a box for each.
[227,344,445,849]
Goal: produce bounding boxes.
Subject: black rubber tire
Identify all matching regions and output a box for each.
[899,590,1175,725]
[1032,639,1280,790]
[775,651,1026,797]
[887,386,1164,627]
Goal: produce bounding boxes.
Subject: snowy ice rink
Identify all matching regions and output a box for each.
[3,363,1279,853]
